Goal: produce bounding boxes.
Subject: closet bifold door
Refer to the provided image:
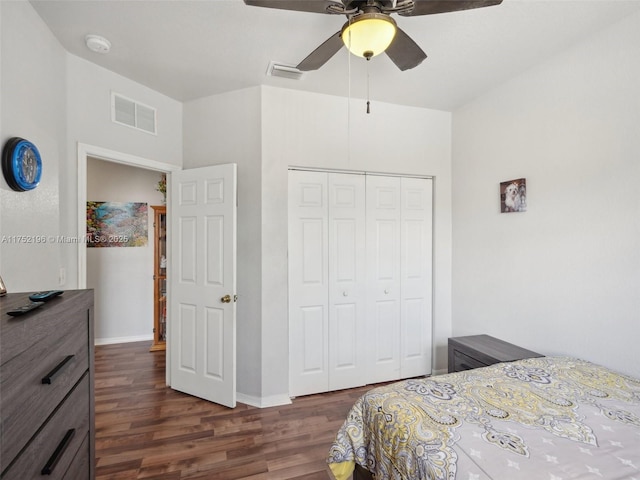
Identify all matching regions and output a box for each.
[366,175,402,383]
[288,170,367,396]
[327,173,366,391]
[288,171,432,396]
[366,176,433,383]
[400,177,433,378]
[288,170,329,396]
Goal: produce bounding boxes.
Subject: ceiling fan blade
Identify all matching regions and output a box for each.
[244,0,343,14]
[296,31,344,71]
[385,27,427,71]
[399,0,503,16]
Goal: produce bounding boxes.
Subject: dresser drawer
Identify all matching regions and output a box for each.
[0,308,89,465]
[2,374,90,480]
[453,350,488,372]
[62,434,91,479]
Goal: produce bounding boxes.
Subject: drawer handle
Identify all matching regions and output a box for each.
[41,428,75,475]
[41,355,75,384]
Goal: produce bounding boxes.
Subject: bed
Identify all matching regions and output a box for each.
[327,356,640,480]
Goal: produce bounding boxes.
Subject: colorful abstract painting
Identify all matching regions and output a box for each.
[86,201,148,247]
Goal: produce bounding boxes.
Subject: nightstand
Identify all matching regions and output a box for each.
[448,334,543,373]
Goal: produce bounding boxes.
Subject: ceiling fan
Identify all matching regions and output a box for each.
[244,0,503,71]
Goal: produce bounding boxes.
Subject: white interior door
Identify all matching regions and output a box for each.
[169,163,237,408]
[400,177,433,378]
[328,173,366,391]
[288,170,329,396]
[288,170,433,395]
[366,175,402,383]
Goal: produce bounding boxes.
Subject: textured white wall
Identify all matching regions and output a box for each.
[63,55,183,288]
[452,11,640,377]
[0,1,65,292]
[0,2,183,292]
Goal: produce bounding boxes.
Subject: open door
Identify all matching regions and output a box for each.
[168,164,237,408]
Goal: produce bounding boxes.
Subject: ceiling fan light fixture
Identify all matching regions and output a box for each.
[341,13,397,59]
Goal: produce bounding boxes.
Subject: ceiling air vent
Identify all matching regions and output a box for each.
[111,92,157,135]
[266,61,305,81]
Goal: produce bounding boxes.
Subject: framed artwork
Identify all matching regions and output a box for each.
[500,178,527,213]
[86,201,148,247]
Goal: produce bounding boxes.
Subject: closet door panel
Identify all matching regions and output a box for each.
[366,175,402,383]
[300,305,326,372]
[374,299,399,361]
[288,171,329,396]
[333,304,358,373]
[328,173,366,390]
[289,171,434,395]
[400,177,433,377]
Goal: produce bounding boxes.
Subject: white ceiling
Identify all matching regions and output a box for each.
[30,0,640,111]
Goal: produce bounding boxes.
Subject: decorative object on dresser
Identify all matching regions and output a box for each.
[150,205,167,351]
[448,334,542,373]
[0,289,94,479]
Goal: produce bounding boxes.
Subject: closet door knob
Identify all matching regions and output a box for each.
[343,291,348,297]
[221,295,232,303]
[384,289,389,294]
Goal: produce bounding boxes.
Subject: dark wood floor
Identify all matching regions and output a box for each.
[95,342,367,479]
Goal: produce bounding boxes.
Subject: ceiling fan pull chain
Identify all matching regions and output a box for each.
[366,57,371,114]
[347,16,352,164]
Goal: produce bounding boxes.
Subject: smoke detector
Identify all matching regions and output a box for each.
[85,34,111,54]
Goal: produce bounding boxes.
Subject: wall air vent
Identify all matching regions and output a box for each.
[111,92,157,135]
[266,61,305,81]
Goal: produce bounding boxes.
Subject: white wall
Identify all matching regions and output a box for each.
[184,86,452,404]
[64,55,183,288]
[452,11,640,377]
[87,158,165,343]
[2,1,451,406]
[0,1,66,292]
[261,86,453,398]
[0,2,183,293]
[183,87,263,400]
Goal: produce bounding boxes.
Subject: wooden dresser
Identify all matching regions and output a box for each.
[448,334,543,373]
[0,290,94,479]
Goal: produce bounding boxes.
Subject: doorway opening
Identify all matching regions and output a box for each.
[77,143,180,288]
[77,143,180,384]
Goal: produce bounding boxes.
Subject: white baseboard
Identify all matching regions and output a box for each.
[95,334,153,346]
[236,392,292,409]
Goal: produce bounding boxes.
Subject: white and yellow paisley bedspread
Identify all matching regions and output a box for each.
[328,357,640,480]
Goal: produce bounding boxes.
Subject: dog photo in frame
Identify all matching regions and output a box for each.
[500,178,527,213]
